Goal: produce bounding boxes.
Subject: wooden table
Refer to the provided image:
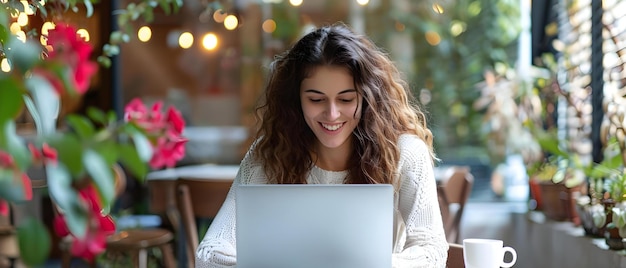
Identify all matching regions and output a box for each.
[146,164,239,215]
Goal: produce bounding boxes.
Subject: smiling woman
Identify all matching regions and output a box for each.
[196,23,448,268]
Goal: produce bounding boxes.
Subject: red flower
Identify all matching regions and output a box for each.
[0,150,14,167]
[21,174,32,201]
[44,23,98,95]
[29,143,58,166]
[52,184,116,261]
[124,98,187,169]
[0,200,8,216]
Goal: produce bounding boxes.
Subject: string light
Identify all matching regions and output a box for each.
[179,31,194,49]
[289,0,303,7]
[356,0,369,5]
[138,26,152,42]
[224,15,238,30]
[77,29,90,42]
[262,19,276,33]
[1,58,11,73]
[202,32,218,51]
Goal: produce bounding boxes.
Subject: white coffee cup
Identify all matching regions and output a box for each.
[463,238,517,268]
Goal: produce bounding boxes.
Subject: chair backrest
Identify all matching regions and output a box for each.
[446,243,465,268]
[438,166,474,243]
[176,177,233,268]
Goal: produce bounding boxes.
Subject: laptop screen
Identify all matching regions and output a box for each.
[235,184,394,268]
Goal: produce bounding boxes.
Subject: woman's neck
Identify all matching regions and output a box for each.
[312,140,352,171]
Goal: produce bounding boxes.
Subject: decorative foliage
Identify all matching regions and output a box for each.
[0,0,186,265]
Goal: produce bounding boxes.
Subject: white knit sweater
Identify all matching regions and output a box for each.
[195,134,449,267]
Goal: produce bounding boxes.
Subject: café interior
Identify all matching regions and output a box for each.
[1,0,626,267]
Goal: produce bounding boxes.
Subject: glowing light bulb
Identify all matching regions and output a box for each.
[202,33,218,51]
[138,26,152,42]
[262,19,276,33]
[224,15,239,30]
[1,58,11,73]
[179,32,194,49]
[77,29,90,42]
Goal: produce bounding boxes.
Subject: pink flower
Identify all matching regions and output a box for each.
[123,98,187,169]
[29,143,58,166]
[0,200,8,216]
[52,184,116,261]
[21,174,32,201]
[44,23,98,95]
[0,151,14,167]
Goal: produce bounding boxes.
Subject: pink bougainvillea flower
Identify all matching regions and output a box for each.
[124,98,167,132]
[0,200,8,216]
[21,174,32,201]
[149,135,188,169]
[29,143,58,166]
[0,150,15,167]
[52,184,116,261]
[166,106,185,134]
[45,23,98,95]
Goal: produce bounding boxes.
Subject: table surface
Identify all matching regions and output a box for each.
[146,164,240,181]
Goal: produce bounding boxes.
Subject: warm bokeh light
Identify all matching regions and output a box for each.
[17,12,28,27]
[77,29,90,42]
[262,19,276,33]
[15,31,26,43]
[138,26,152,42]
[394,21,405,32]
[432,3,444,14]
[213,9,227,23]
[224,15,238,30]
[9,22,20,34]
[21,1,34,15]
[289,0,303,7]
[1,58,11,73]
[41,21,55,35]
[356,0,369,5]
[425,31,441,46]
[450,21,467,37]
[202,33,218,51]
[179,32,194,49]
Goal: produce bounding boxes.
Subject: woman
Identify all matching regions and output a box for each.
[196,23,448,267]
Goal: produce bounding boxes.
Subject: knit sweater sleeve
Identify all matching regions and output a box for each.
[195,146,266,268]
[392,134,449,267]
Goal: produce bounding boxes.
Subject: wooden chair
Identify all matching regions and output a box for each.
[176,177,233,268]
[438,166,474,243]
[446,242,465,268]
[0,204,18,268]
[59,164,177,268]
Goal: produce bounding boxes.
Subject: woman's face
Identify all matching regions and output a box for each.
[300,65,362,151]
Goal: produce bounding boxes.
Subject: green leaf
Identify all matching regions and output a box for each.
[83,0,94,17]
[25,75,60,136]
[86,106,107,125]
[0,79,24,123]
[47,164,88,237]
[66,115,96,139]
[159,0,172,15]
[131,132,153,162]
[17,217,51,266]
[46,133,83,176]
[0,121,31,170]
[117,144,147,180]
[4,37,41,73]
[0,174,25,202]
[83,150,115,211]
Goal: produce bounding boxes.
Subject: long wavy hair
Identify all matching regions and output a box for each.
[253,23,434,185]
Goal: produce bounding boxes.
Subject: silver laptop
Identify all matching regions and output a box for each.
[235,184,393,268]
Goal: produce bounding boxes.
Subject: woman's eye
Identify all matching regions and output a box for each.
[309,98,323,102]
[340,99,354,103]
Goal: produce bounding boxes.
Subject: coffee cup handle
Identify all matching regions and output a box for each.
[501,246,517,267]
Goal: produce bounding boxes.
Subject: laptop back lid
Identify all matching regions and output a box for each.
[236,184,393,268]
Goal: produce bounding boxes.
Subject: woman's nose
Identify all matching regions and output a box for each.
[326,102,340,119]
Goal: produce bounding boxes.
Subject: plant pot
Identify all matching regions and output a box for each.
[529,178,543,210]
[576,203,605,237]
[538,181,581,223]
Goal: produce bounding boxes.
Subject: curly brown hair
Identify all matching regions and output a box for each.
[253,22,434,185]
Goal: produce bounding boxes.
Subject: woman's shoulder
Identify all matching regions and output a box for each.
[397,133,427,150]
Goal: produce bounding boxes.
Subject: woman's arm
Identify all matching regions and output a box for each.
[392,135,449,267]
[195,146,266,267]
